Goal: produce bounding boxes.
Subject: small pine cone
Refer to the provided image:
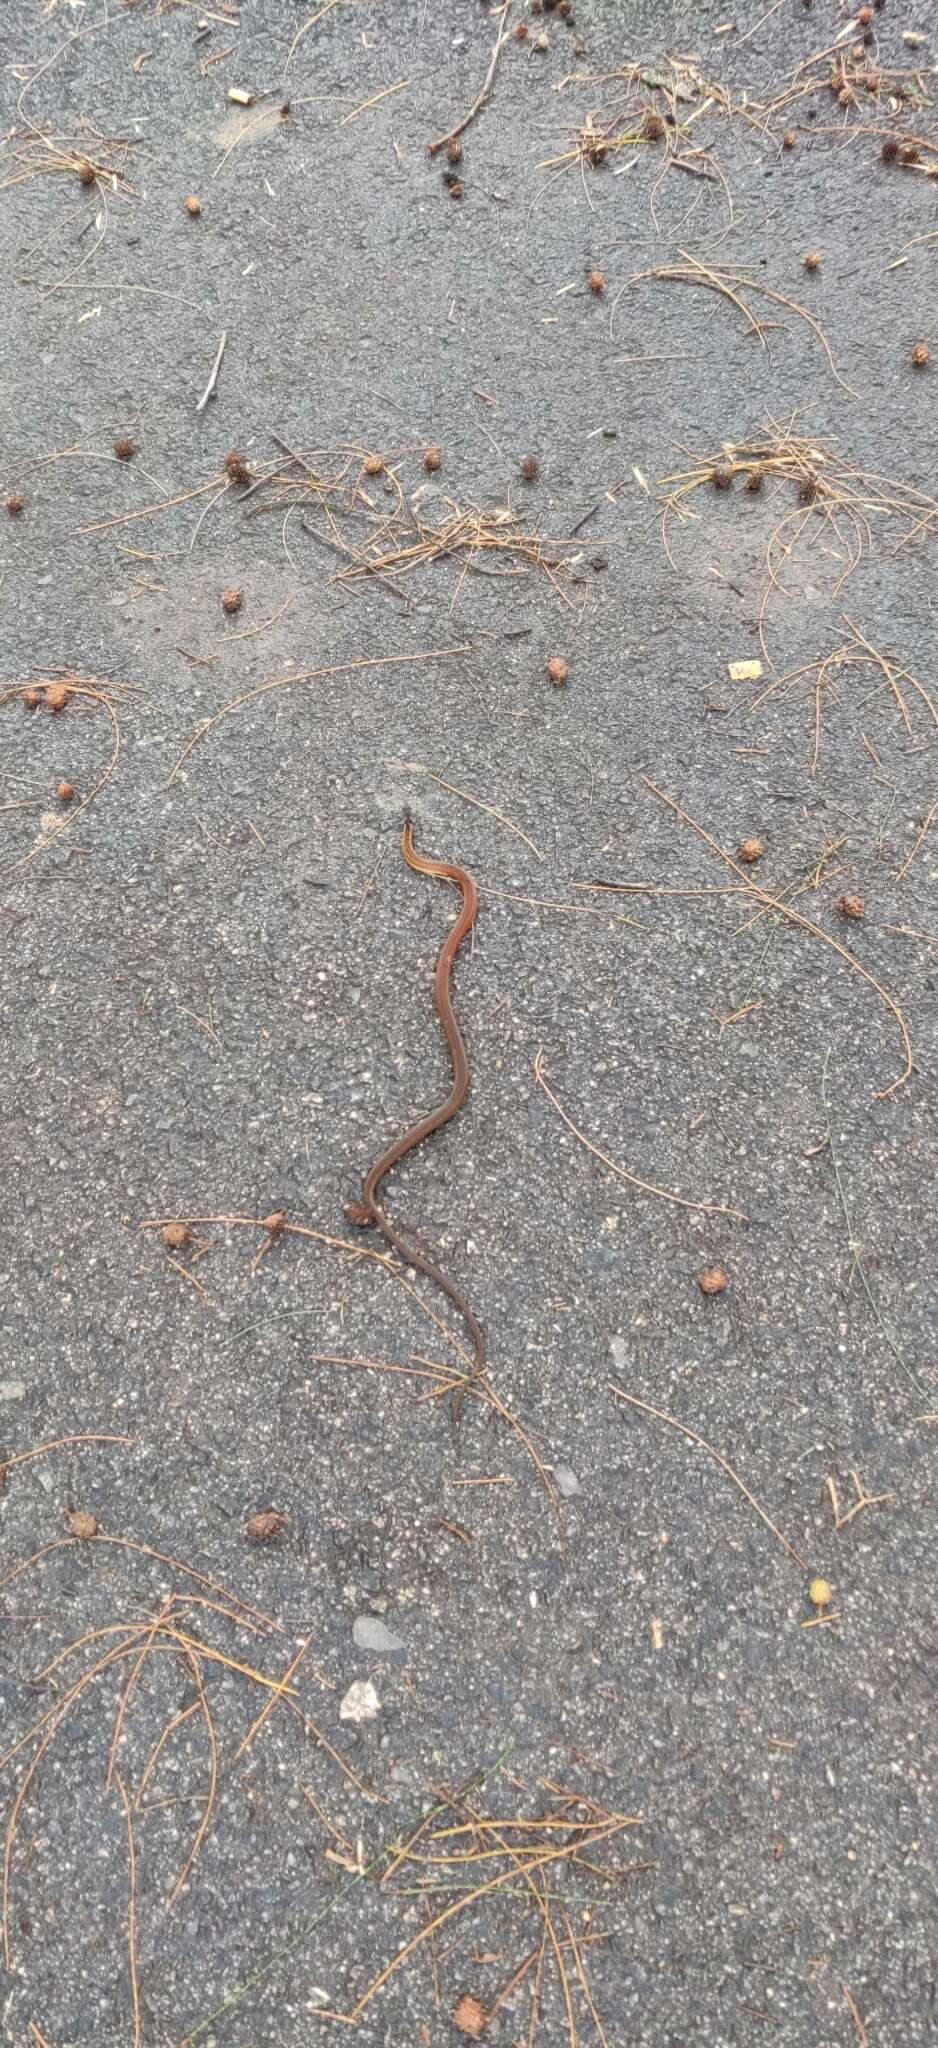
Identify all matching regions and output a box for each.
[697,1267,728,1297]
[739,837,765,863]
[546,656,568,687]
[185,193,202,215]
[221,586,243,614]
[839,894,864,920]
[424,445,442,472]
[453,1993,488,2040]
[245,1510,288,1543]
[162,1221,191,1249]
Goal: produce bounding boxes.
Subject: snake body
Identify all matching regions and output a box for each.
[344,816,485,1379]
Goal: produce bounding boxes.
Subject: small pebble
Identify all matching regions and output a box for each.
[553,1463,582,1499]
[0,1380,27,1401]
[339,1680,381,1724]
[352,1615,406,1654]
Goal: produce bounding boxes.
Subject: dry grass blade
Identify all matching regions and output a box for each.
[643,779,913,1098]
[609,1384,808,1571]
[535,1050,747,1219]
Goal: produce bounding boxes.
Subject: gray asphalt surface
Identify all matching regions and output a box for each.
[1,1,937,2043]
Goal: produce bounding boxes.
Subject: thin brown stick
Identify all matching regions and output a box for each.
[282,0,345,77]
[843,1984,869,2047]
[534,1051,747,1219]
[163,643,474,784]
[0,1431,132,1484]
[76,475,225,535]
[643,779,913,1098]
[0,1532,282,1632]
[827,1471,894,1531]
[609,1384,808,1571]
[114,1771,141,2048]
[427,2,513,155]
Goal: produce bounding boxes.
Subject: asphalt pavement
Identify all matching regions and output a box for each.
[1,2,936,2043]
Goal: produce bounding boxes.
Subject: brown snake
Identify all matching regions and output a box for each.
[344,815,485,1390]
